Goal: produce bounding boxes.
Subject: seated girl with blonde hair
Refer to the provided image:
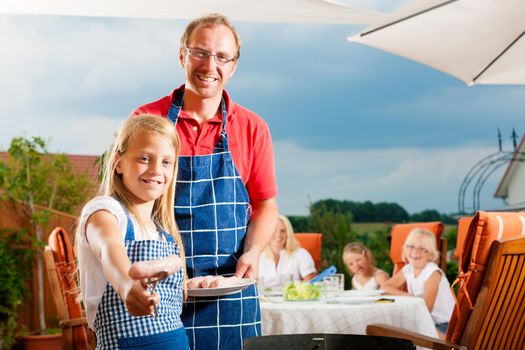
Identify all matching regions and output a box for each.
[382,228,455,338]
[343,242,389,290]
[258,215,317,288]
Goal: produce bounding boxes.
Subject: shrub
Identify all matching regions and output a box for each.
[0,228,35,348]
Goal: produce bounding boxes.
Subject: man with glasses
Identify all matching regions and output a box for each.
[131,13,278,350]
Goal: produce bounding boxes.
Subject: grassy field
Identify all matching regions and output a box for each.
[352,222,392,235]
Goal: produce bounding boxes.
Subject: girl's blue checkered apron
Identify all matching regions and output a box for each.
[168,91,261,350]
[93,208,188,349]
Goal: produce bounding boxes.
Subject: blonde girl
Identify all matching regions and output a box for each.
[382,228,454,338]
[258,215,317,288]
[343,242,389,290]
[76,115,189,349]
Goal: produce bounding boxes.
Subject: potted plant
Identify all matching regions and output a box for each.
[17,328,63,350]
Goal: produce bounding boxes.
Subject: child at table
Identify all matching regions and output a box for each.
[76,115,189,349]
[343,242,389,290]
[381,228,455,338]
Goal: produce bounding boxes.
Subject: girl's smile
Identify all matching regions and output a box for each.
[405,242,431,271]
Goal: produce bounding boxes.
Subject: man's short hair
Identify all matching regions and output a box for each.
[180,13,241,59]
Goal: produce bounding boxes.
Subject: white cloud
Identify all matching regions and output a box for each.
[0,16,184,115]
[274,140,506,215]
[0,112,121,155]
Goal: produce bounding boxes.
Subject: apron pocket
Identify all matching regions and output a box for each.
[118,327,189,349]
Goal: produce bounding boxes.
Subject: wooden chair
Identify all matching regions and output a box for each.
[367,235,525,349]
[446,210,525,343]
[244,333,415,350]
[44,227,93,350]
[294,233,322,269]
[389,222,446,275]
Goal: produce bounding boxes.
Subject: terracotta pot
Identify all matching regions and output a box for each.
[20,333,63,350]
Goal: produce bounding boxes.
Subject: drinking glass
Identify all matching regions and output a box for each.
[323,273,345,298]
[331,273,345,295]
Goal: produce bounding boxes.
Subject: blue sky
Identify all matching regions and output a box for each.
[1,3,523,216]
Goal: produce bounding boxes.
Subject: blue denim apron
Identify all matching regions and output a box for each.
[168,91,261,350]
[93,211,188,349]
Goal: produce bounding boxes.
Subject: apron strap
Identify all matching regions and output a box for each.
[167,89,230,152]
[116,192,172,243]
[167,90,184,125]
[218,98,230,152]
[154,221,175,242]
[116,200,136,241]
[125,214,173,242]
[125,215,135,241]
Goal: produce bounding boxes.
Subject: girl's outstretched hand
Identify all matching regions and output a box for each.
[123,279,159,317]
[126,254,183,317]
[128,254,183,279]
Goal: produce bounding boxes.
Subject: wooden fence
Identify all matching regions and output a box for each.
[0,199,77,331]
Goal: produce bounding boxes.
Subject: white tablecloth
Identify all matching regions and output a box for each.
[260,295,438,338]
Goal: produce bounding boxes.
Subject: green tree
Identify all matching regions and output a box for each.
[0,136,94,333]
[287,216,311,233]
[310,199,410,223]
[410,209,442,222]
[308,203,355,285]
[374,202,409,222]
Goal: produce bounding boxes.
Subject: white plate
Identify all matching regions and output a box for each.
[260,296,285,303]
[327,296,379,304]
[187,278,256,297]
[284,297,321,302]
[261,287,283,297]
[341,289,385,297]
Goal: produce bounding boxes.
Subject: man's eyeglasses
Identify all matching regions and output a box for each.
[185,47,236,65]
[404,244,429,253]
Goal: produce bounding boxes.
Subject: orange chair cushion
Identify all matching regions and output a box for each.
[454,216,473,259]
[389,222,444,275]
[294,233,322,270]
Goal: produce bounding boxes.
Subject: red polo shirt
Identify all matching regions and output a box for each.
[131,85,277,202]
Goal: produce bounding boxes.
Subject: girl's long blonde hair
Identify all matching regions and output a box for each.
[100,114,186,276]
[343,241,376,266]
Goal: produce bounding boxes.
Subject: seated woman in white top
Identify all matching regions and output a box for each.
[343,242,389,290]
[258,215,317,288]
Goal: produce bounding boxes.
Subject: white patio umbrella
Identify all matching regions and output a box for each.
[0,0,383,24]
[348,0,525,86]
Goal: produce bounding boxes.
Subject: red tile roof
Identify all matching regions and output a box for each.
[0,152,100,183]
[64,154,100,182]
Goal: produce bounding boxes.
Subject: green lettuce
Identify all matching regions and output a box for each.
[283,281,322,301]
